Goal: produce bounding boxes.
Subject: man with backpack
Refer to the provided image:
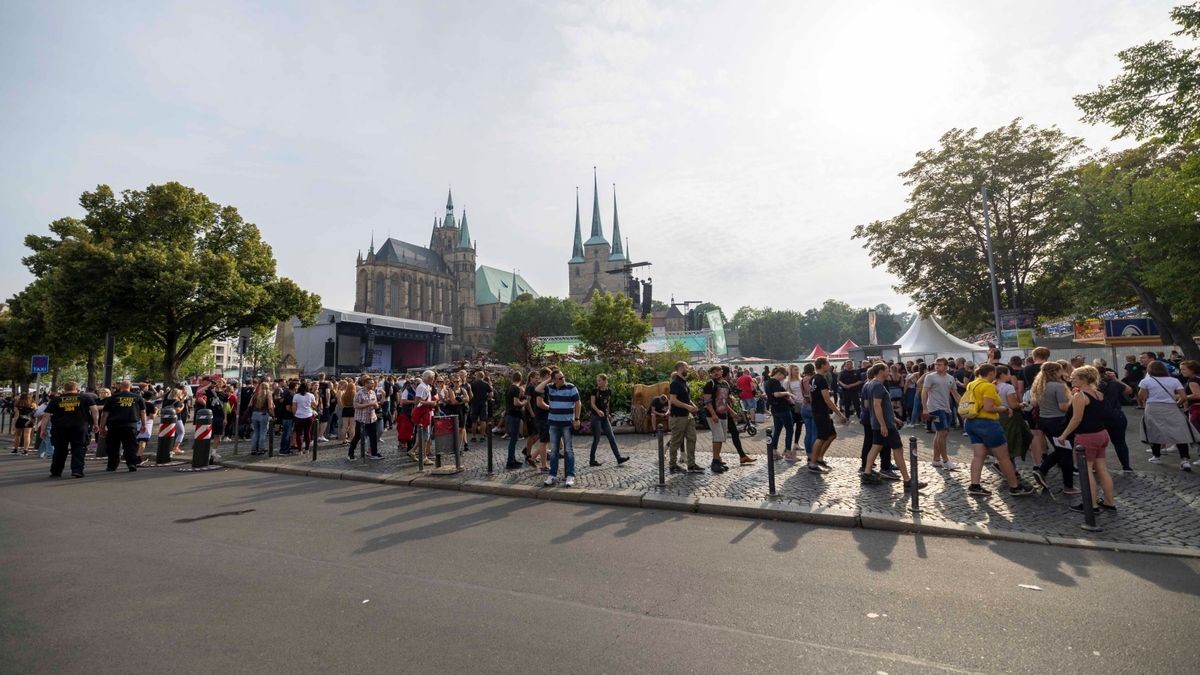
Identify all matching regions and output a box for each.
[961,364,1036,498]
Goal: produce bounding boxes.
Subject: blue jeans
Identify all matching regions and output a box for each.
[280,418,294,451]
[505,414,522,464]
[800,405,815,455]
[770,407,794,452]
[548,424,575,478]
[250,411,270,452]
[590,416,620,461]
[910,395,923,427]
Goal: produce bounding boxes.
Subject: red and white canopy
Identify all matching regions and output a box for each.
[802,344,829,361]
[829,340,859,359]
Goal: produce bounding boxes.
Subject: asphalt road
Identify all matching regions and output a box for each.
[0,457,1195,675]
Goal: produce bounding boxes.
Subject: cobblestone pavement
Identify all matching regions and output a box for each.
[5,408,1198,551]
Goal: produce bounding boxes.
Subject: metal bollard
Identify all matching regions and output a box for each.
[191,408,213,468]
[417,425,426,473]
[486,421,494,475]
[268,421,274,458]
[157,407,178,465]
[657,426,665,487]
[909,436,920,513]
[767,431,776,497]
[1075,444,1101,532]
[452,415,463,471]
[311,424,319,462]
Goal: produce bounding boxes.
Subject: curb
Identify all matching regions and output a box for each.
[212,459,1200,559]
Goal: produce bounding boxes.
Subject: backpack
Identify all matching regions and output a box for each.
[958,380,982,419]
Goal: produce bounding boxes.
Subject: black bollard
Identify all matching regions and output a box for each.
[311,426,319,463]
[657,426,665,487]
[452,416,463,471]
[157,407,177,465]
[268,420,274,458]
[1075,444,1101,532]
[908,436,920,513]
[191,408,213,468]
[486,421,494,475]
[767,432,776,497]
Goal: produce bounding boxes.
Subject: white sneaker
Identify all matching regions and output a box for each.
[318,436,329,443]
[962,432,969,437]
[1148,456,1162,464]
[931,460,944,468]
[564,476,575,487]
[1162,446,1176,454]
[943,461,959,471]
[544,476,556,486]
[1183,460,1192,472]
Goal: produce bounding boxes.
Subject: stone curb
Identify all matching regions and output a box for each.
[213,461,1200,559]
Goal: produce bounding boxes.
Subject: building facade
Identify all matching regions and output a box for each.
[568,170,634,304]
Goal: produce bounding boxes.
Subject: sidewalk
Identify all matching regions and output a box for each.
[193,410,1200,557]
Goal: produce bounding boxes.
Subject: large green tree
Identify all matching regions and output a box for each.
[1075,3,1200,144]
[853,120,1083,332]
[21,183,321,384]
[739,309,803,360]
[574,290,652,363]
[1061,143,1200,358]
[493,294,579,364]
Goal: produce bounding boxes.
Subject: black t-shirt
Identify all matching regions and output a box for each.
[204,387,226,420]
[651,396,668,415]
[1022,363,1042,394]
[505,384,523,417]
[589,387,611,417]
[1099,379,1125,415]
[669,377,692,417]
[470,380,491,408]
[1124,363,1146,382]
[763,377,788,413]
[103,390,146,428]
[527,383,547,420]
[811,374,831,415]
[838,369,861,400]
[45,392,98,430]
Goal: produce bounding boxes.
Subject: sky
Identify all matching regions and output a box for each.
[0,0,1179,319]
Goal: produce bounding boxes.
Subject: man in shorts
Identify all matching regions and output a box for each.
[861,364,927,490]
[703,365,730,474]
[922,357,960,470]
[807,357,848,474]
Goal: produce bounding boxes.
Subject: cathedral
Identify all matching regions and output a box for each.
[354,171,635,361]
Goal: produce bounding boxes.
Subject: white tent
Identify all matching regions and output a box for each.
[896,315,987,360]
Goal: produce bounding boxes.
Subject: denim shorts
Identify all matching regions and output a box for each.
[964,418,1006,448]
[930,410,952,431]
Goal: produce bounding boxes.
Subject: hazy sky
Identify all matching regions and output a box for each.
[0,0,1177,318]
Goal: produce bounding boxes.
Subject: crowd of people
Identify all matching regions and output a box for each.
[4,348,1198,513]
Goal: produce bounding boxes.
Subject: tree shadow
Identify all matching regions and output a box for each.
[353,494,494,533]
[354,497,538,555]
[853,527,899,572]
[548,504,684,545]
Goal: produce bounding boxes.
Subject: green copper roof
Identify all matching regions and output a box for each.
[569,189,584,263]
[476,265,538,305]
[457,209,472,248]
[608,186,625,261]
[585,168,608,246]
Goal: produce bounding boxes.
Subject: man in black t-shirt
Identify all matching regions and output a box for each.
[41,381,99,478]
[702,366,731,473]
[100,380,147,472]
[762,366,793,460]
[469,371,492,442]
[526,369,551,470]
[667,362,701,473]
[588,373,628,467]
[808,357,848,474]
[503,372,527,469]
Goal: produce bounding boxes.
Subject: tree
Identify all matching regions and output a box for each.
[739,310,803,360]
[1060,143,1200,359]
[1075,3,1200,144]
[853,120,1083,332]
[493,294,579,364]
[690,302,727,330]
[22,183,321,384]
[574,290,652,363]
[728,306,763,332]
[247,329,279,377]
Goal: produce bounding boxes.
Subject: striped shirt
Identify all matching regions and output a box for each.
[545,382,580,427]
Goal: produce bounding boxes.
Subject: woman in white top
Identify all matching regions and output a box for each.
[785,365,806,462]
[291,382,318,452]
[1138,360,1195,470]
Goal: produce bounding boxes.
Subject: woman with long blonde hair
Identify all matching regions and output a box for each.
[1055,366,1116,513]
[1030,361,1076,494]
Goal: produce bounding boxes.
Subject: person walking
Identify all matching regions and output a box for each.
[995,365,1032,463]
[588,373,629,467]
[291,382,317,454]
[99,380,146,473]
[503,372,528,470]
[538,369,582,487]
[348,376,382,460]
[720,365,757,465]
[807,357,847,474]
[1099,368,1134,472]
[701,366,731,473]
[1030,362,1077,493]
[12,392,35,454]
[38,382,99,479]
[1138,360,1195,471]
[666,361,701,474]
[1054,366,1117,514]
[961,364,1036,498]
[922,358,960,470]
[248,382,274,456]
[861,364,926,490]
[763,366,794,462]
[785,365,806,458]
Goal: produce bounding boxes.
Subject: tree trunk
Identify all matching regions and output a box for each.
[1125,276,1200,360]
[163,331,180,387]
[86,348,98,391]
[50,367,59,391]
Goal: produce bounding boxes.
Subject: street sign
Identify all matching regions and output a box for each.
[30,355,49,374]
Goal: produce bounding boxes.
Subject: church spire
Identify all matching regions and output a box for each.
[569,187,584,263]
[457,209,472,248]
[443,187,456,229]
[510,268,520,303]
[585,166,607,246]
[369,230,375,255]
[608,184,625,261]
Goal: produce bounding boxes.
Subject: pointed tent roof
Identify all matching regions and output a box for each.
[608,184,626,261]
[569,188,585,263]
[829,339,859,359]
[585,167,607,246]
[896,315,986,357]
[457,209,472,248]
[802,344,829,361]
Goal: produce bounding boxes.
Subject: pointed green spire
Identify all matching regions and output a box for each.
[585,166,607,246]
[457,209,472,248]
[509,268,520,303]
[443,187,456,229]
[608,184,625,261]
[569,187,585,263]
[446,187,454,211]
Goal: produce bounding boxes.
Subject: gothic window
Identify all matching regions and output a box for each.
[374,272,385,312]
[389,276,400,316]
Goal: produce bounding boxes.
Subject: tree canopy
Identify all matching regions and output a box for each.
[574,290,652,363]
[736,301,912,360]
[853,120,1082,332]
[19,182,321,384]
[493,294,579,364]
